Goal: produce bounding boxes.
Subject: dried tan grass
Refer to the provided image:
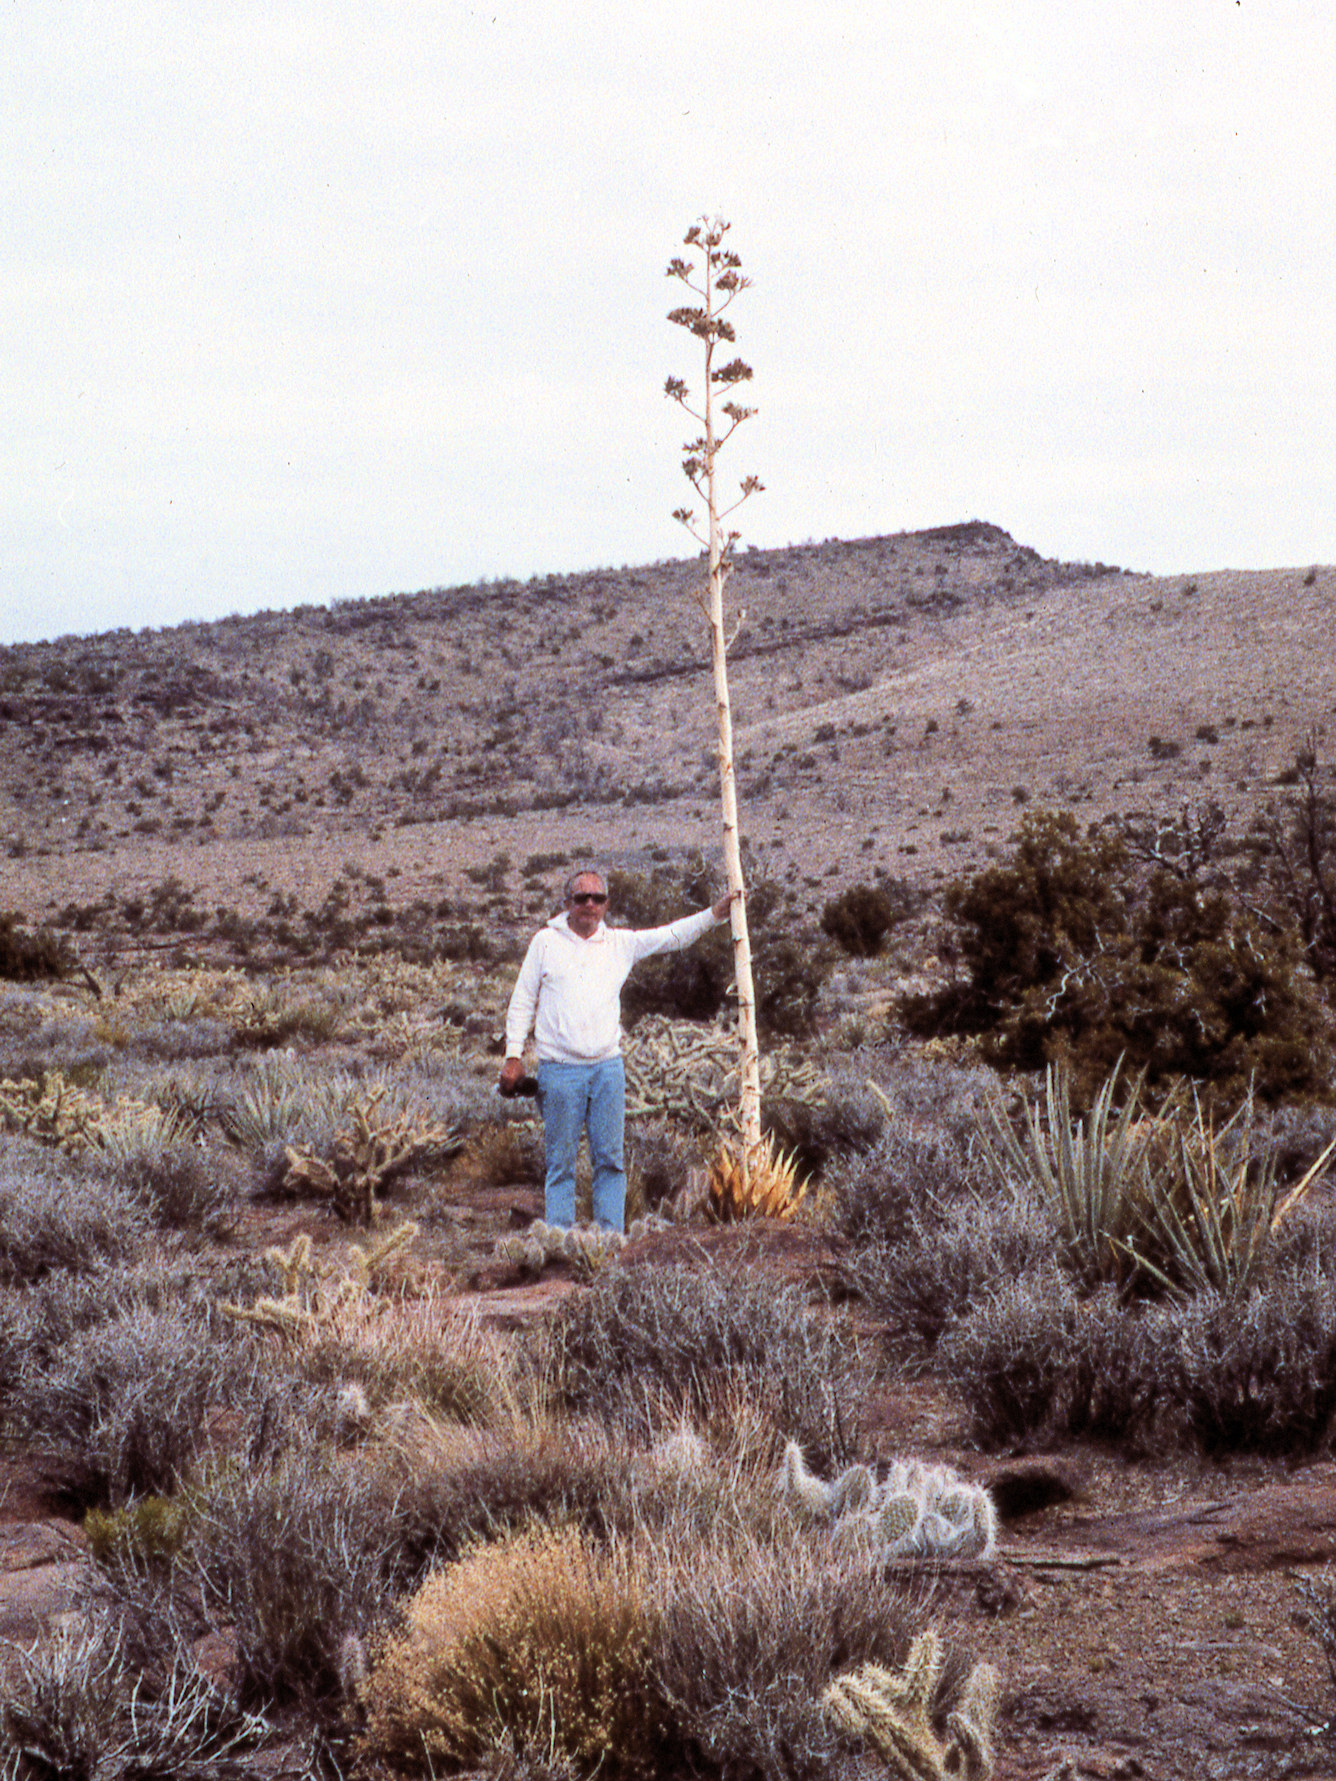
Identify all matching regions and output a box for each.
[358,1526,668,1778]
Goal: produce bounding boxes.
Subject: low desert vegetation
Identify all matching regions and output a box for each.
[3,725,1336,1775]
[1,903,1334,1778]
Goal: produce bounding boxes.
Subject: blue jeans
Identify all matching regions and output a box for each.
[536,1057,626,1231]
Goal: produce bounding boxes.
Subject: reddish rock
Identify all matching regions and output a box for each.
[0,1561,88,1642]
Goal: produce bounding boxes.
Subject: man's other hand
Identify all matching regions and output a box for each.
[712,890,738,921]
[498,1057,526,1094]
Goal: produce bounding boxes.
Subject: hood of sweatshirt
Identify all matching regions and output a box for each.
[547,911,607,940]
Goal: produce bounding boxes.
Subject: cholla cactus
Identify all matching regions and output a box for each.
[280,1087,461,1225]
[0,1071,182,1156]
[778,1442,997,1562]
[823,1631,999,1781]
[221,1222,419,1334]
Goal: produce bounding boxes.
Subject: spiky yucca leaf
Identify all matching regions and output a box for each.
[1115,1084,1328,1299]
[707,1133,807,1222]
[982,1059,1152,1284]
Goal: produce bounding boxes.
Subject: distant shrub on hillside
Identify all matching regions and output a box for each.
[0,911,70,982]
[820,880,917,957]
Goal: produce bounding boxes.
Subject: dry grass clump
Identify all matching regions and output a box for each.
[358,1490,942,1781]
[544,1263,866,1468]
[359,1527,671,1779]
[259,1282,519,1425]
[457,1118,545,1187]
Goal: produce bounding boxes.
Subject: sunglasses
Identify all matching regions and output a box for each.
[570,892,608,906]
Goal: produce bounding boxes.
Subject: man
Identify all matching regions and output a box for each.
[500,867,732,1232]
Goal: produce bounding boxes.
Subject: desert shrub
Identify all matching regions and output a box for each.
[5,1261,205,1384]
[820,881,913,957]
[649,1526,933,1781]
[938,1276,1168,1448]
[359,1527,672,1779]
[841,1184,1057,1360]
[107,1138,234,1231]
[117,1016,235,1062]
[941,1258,1336,1456]
[544,1265,866,1469]
[85,1494,195,1573]
[627,1119,699,1211]
[0,1140,152,1284]
[753,932,837,1038]
[0,1613,279,1781]
[193,1441,403,1708]
[760,1082,884,1183]
[1166,1274,1336,1454]
[0,1007,110,1084]
[826,1082,987,1247]
[904,808,1332,1106]
[610,863,833,1036]
[16,1302,256,1505]
[0,909,71,981]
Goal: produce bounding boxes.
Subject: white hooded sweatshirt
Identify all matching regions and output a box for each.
[504,907,719,1065]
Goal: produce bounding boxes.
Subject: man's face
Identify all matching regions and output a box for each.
[566,874,608,938]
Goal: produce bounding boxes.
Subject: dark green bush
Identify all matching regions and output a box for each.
[0,911,71,981]
[903,808,1332,1107]
[820,881,913,957]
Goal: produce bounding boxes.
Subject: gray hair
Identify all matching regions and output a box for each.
[563,865,608,901]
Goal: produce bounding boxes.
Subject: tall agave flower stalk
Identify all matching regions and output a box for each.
[665,216,765,1156]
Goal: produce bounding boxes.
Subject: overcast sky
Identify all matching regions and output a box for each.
[5,1,1334,646]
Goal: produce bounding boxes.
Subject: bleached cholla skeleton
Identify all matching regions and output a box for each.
[824,1629,999,1781]
[780,1441,997,1562]
[621,1014,825,1130]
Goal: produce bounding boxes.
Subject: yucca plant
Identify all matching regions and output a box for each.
[1119,1085,1336,1300]
[988,1061,1336,1301]
[982,1059,1153,1285]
